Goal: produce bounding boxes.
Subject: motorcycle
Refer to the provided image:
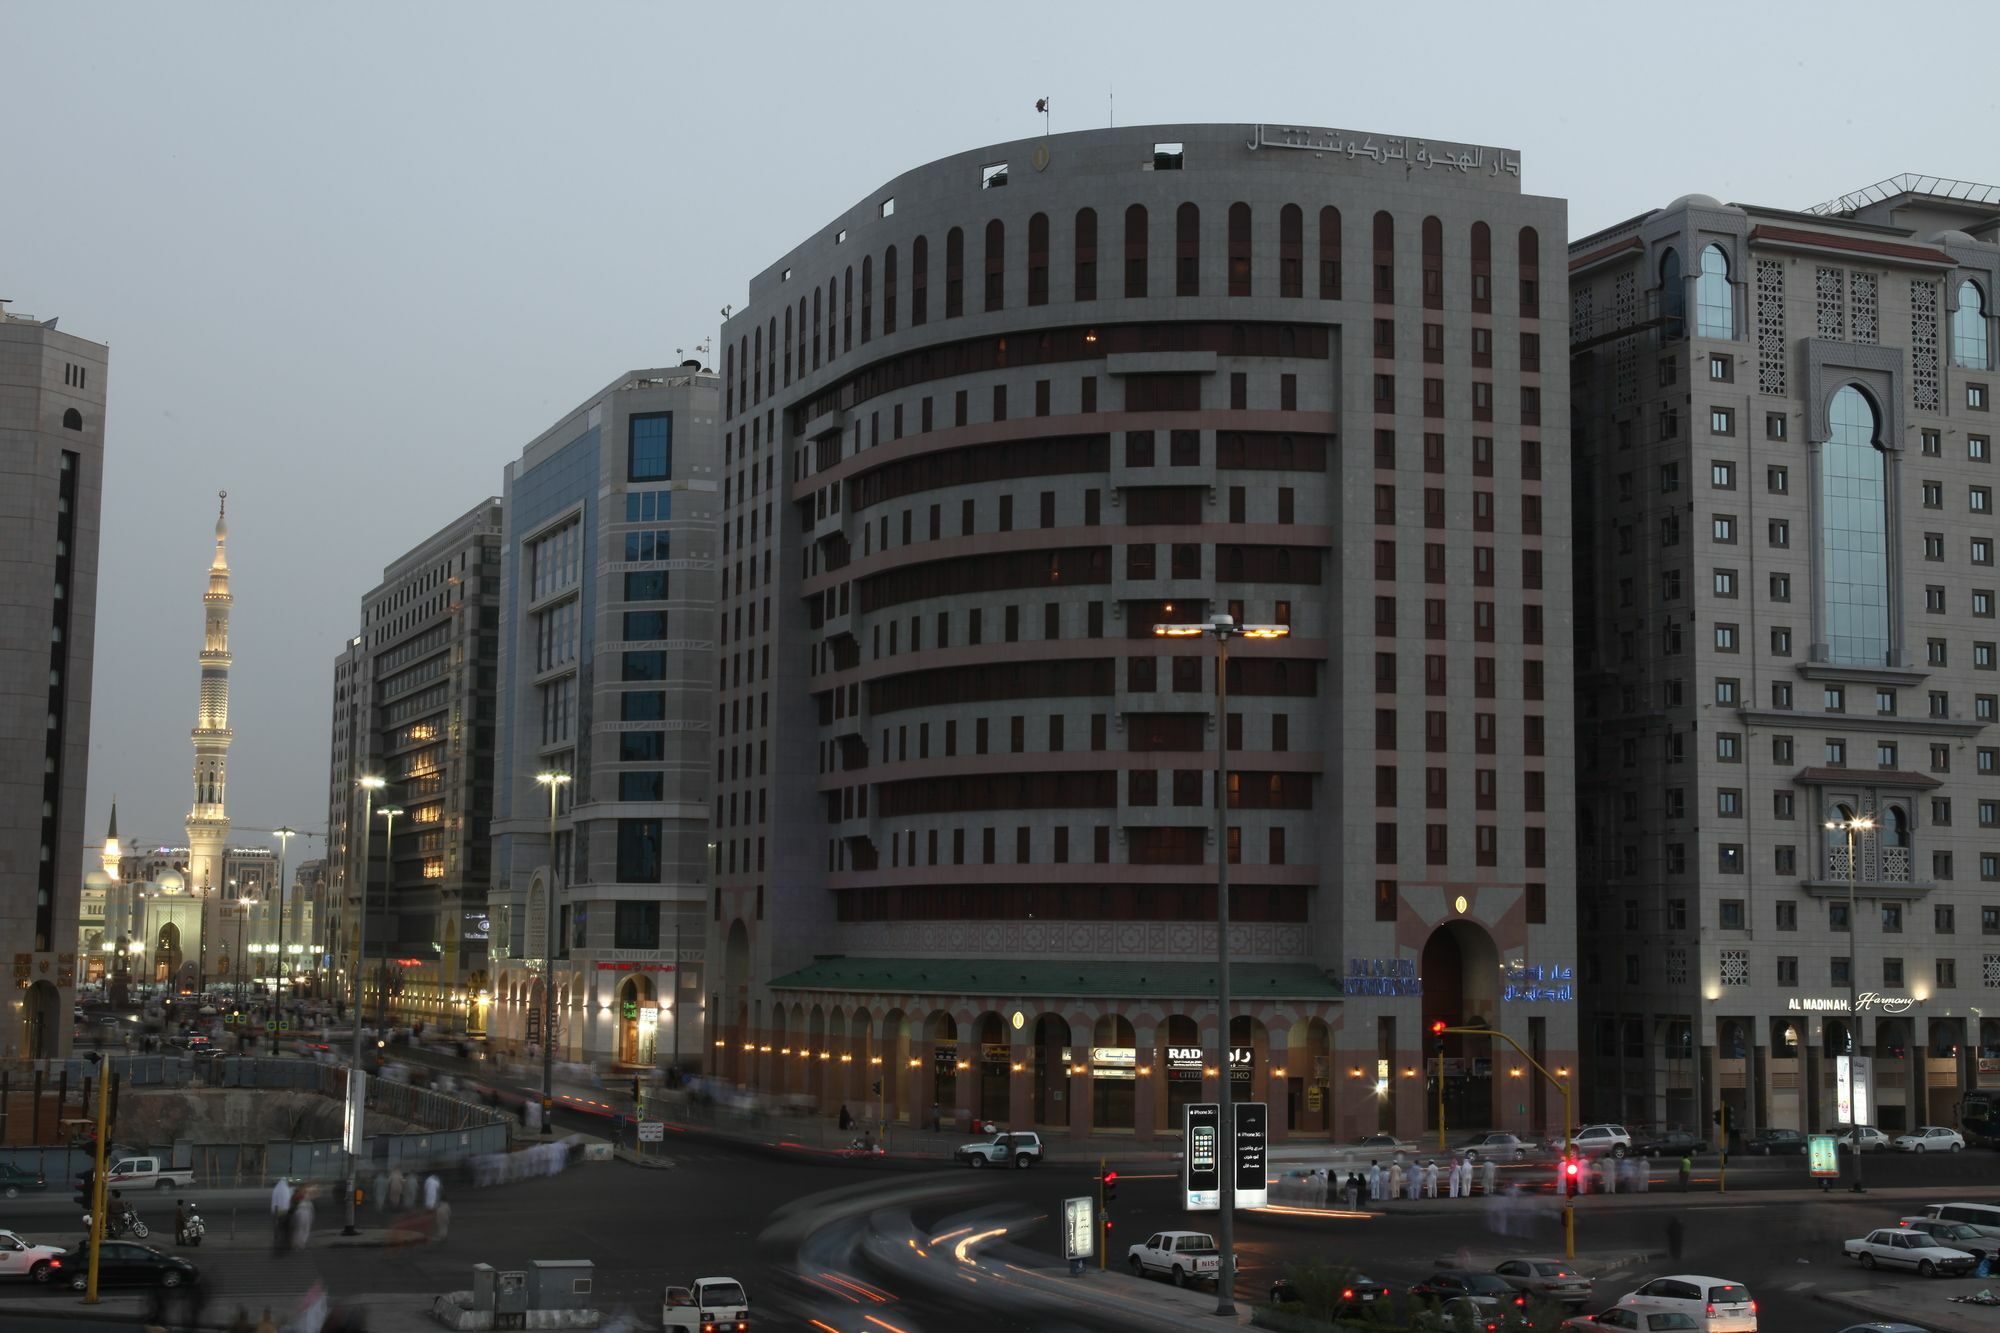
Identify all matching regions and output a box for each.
[82,1206,149,1240]
[177,1207,205,1246]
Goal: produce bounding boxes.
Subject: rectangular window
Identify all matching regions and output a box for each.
[616,818,663,883]
[628,412,672,481]
[614,899,661,949]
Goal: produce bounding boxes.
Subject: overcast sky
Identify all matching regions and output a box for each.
[11,0,1998,871]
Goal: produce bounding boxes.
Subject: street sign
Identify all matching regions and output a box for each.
[1808,1134,1839,1179]
[1184,1103,1221,1210]
[1836,1054,1874,1125]
[1235,1102,1269,1208]
[637,1120,664,1143]
[1063,1196,1094,1260]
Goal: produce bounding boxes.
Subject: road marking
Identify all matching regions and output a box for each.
[1786,1281,1814,1292]
[864,1316,911,1333]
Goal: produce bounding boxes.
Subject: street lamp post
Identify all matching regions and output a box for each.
[274,826,296,1018]
[343,775,387,1237]
[1153,612,1289,1317]
[1825,811,1876,1193]
[234,897,252,1011]
[376,807,403,1029]
[535,771,571,1129]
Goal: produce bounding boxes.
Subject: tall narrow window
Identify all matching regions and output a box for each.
[1659,248,1684,329]
[1372,210,1394,303]
[945,227,965,318]
[1124,204,1149,298]
[860,256,872,343]
[1074,207,1098,301]
[1318,206,1342,299]
[882,245,898,335]
[911,235,929,326]
[1469,221,1492,314]
[983,218,1005,312]
[1518,225,1541,317]
[1956,279,1990,370]
[1823,385,1890,666]
[1696,244,1734,338]
[1175,202,1200,297]
[1027,212,1049,307]
[1278,203,1303,298]
[1421,216,1443,310]
[1228,201,1253,296]
[843,266,853,351]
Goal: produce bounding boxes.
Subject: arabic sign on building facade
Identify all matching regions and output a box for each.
[1244,124,1520,179]
[1345,957,1421,996]
[1503,963,1576,1002]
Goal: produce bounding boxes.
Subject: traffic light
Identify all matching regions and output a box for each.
[1103,1170,1119,1205]
[1431,1019,1448,1054]
[1563,1157,1581,1198]
[1712,1106,1731,1134]
[871,1080,882,1095]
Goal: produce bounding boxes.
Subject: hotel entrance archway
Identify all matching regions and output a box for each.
[1422,919,1500,1131]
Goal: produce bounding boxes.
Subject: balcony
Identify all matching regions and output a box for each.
[1806,843,1929,898]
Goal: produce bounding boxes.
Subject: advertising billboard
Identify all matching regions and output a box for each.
[1184,1102,1221,1210]
[1235,1102,1269,1208]
[1063,1196,1095,1260]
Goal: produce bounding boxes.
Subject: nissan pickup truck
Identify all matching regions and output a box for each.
[76,1156,195,1192]
[1127,1231,1222,1287]
[661,1276,750,1332]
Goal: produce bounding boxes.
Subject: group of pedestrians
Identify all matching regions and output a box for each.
[469,1139,572,1187]
[1337,1154,1502,1206]
[268,1176,317,1252]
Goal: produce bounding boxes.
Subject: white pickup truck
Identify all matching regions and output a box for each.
[81,1156,195,1191]
[1127,1231,1222,1287]
[661,1276,750,1332]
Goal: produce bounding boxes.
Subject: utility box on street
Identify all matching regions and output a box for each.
[526,1260,594,1310]
[469,1264,497,1313]
[494,1270,528,1328]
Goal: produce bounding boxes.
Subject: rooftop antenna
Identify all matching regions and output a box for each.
[1108,88,1114,128]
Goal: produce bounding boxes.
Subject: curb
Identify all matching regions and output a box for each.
[611,1148,677,1170]
[1811,1285,2000,1333]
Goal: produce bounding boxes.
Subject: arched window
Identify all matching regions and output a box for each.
[1228,202,1252,296]
[984,218,1005,312]
[1074,208,1098,301]
[1470,222,1492,313]
[1278,204,1302,298]
[752,324,763,401]
[1696,243,1733,338]
[724,342,734,417]
[1822,385,1889,666]
[842,268,853,352]
[1421,216,1443,310]
[1175,202,1200,297]
[1318,206,1342,299]
[1518,226,1541,317]
[1884,806,1910,846]
[783,306,792,384]
[1372,211,1394,303]
[859,257,872,343]
[1027,213,1049,307]
[1659,248,1684,327]
[766,316,776,390]
[1124,204,1148,298]
[796,297,807,371]
[882,246,898,335]
[911,236,928,326]
[944,227,964,318]
[62,407,82,431]
[1954,279,1989,369]
[811,287,822,369]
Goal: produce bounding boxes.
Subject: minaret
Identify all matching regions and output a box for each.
[186,491,234,963]
[101,802,122,882]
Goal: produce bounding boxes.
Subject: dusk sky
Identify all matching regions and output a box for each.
[10,0,1996,872]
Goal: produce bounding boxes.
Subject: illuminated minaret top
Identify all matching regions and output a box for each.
[186,490,233,901]
[101,802,121,882]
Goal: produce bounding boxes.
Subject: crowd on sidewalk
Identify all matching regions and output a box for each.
[1284,1151,1669,1209]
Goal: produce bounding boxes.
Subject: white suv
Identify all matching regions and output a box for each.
[1618,1275,1756,1332]
[1571,1124,1634,1158]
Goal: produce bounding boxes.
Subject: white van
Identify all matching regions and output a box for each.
[1924,1202,2000,1238]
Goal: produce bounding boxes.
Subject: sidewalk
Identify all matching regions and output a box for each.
[0,1291,436,1332]
[997,1263,1254,1329]
[1816,1284,2000,1332]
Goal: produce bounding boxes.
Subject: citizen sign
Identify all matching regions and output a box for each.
[1786,992,1917,1015]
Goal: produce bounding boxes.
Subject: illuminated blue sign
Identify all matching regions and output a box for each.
[1344,957,1421,997]
[1503,963,1575,1002]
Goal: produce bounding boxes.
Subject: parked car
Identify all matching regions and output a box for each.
[1844,1226,1976,1276]
[1128,1231,1221,1288]
[1459,1132,1535,1161]
[1495,1257,1594,1307]
[1569,1125,1633,1158]
[0,1230,66,1283]
[50,1241,197,1291]
[952,1130,1042,1168]
[660,1276,748,1333]
[1833,1125,1892,1153]
[1412,1296,1519,1331]
[1562,1312,1699,1331]
[0,1164,47,1198]
[1615,1275,1757,1332]
[1741,1128,1806,1156]
[1633,1130,1707,1158]
[1351,1133,1415,1154]
[1411,1270,1528,1309]
[1924,1201,2000,1237]
[1891,1125,1965,1153]
[74,1155,195,1191]
[1897,1216,1995,1260]
[1270,1272,1393,1315]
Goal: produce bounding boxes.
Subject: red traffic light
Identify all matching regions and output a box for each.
[1563,1160,1580,1177]
[1104,1170,1118,1184]
[1430,1020,1448,1036]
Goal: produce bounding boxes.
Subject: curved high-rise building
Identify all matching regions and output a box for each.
[186,492,233,963]
[713,123,1577,1143]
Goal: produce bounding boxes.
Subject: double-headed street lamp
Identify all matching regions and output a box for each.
[234,896,253,1009]
[535,771,572,1127]
[1825,809,1876,1194]
[343,774,387,1237]
[376,806,404,1028]
[1152,611,1289,1317]
[273,826,297,1016]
